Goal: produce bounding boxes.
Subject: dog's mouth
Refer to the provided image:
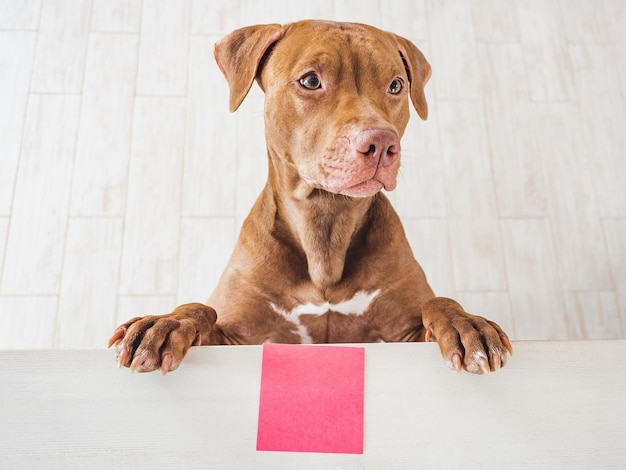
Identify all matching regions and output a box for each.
[302,173,397,198]
[300,142,400,198]
[338,178,387,198]
[332,161,400,197]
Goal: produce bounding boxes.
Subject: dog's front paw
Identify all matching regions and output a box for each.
[421,297,512,374]
[108,303,217,374]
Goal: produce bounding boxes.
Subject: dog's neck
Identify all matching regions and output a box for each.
[267,154,373,290]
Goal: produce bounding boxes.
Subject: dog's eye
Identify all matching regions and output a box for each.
[388,78,403,95]
[300,73,322,90]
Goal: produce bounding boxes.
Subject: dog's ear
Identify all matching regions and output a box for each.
[392,34,431,121]
[214,24,284,112]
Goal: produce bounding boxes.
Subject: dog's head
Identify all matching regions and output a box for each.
[215,20,431,198]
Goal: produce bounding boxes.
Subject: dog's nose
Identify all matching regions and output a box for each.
[354,129,400,167]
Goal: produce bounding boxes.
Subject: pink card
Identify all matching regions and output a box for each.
[256,343,365,454]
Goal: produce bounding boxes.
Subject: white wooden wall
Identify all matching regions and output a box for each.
[1,0,625,349]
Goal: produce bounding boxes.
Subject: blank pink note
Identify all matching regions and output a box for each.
[256,343,365,454]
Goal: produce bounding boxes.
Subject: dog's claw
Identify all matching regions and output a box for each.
[450,352,462,373]
[477,356,490,375]
[108,329,125,348]
[129,355,144,373]
[501,335,514,356]
[425,327,434,342]
[491,353,502,372]
[160,354,173,376]
[117,346,130,369]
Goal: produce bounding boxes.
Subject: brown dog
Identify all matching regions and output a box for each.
[109,20,512,375]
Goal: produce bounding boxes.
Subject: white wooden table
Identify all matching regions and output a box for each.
[1,341,625,469]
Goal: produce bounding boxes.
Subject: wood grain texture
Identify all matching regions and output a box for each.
[29,0,91,93]
[70,32,138,217]
[136,0,190,96]
[1,95,80,295]
[57,218,123,347]
[0,31,36,215]
[118,97,186,295]
[90,0,142,33]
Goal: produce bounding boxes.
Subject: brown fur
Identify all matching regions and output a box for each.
[109,20,511,375]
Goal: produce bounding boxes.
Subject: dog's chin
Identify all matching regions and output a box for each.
[337,179,385,198]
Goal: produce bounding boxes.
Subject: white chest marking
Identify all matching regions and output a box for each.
[270,289,381,343]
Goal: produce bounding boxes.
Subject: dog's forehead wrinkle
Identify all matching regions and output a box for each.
[276,24,401,81]
[279,45,347,82]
